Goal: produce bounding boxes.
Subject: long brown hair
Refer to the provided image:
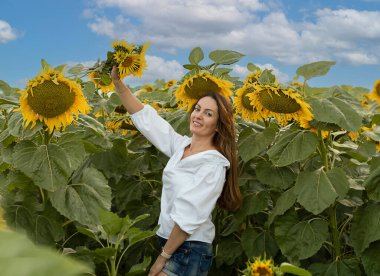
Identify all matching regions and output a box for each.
[190,92,242,211]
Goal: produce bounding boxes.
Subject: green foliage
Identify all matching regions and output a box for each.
[0,231,91,276]
[296,61,336,81]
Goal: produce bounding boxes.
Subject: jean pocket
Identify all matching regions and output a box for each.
[199,253,213,273]
[171,246,191,266]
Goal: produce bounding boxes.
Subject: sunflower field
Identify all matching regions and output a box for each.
[0,44,380,276]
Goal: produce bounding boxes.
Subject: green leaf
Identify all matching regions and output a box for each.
[350,202,380,255]
[241,228,279,258]
[238,192,269,217]
[238,127,276,162]
[41,59,51,71]
[247,62,260,72]
[0,80,18,96]
[308,97,362,132]
[280,263,312,276]
[361,241,380,276]
[67,64,85,76]
[309,259,361,276]
[268,187,297,226]
[327,168,350,198]
[215,236,243,266]
[99,210,123,236]
[127,228,156,248]
[267,130,319,167]
[295,169,338,215]
[7,111,43,139]
[0,231,91,276]
[256,160,296,190]
[50,168,112,226]
[275,212,329,261]
[13,141,72,191]
[188,47,204,65]
[209,50,245,65]
[258,69,276,85]
[296,61,336,81]
[363,167,380,201]
[0,95,19,106]
[126,256,152,275]
[182,64,198,70]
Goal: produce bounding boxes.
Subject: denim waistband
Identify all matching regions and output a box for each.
[157,236,212,251]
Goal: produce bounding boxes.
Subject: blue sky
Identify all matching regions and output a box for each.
[1,0,380,90]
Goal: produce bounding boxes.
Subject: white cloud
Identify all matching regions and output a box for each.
[86,1,380,66]
[0,20,18,43]
[124,55,185,86]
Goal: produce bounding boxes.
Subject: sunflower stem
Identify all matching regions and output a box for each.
[329,203,342,259]
[318,130,329,170]
[39,187,45,204]
[43,129,53,145]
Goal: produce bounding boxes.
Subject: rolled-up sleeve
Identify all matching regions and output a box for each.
[170,164,226,235]
[130,105,186,157]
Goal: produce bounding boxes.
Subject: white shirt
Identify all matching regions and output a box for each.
[130,105,230,243]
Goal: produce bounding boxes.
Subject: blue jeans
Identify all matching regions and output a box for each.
[157,236,213,276]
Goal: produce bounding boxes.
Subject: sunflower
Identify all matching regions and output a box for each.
[112,39,134,53]
[175,71,233,111]
[248,83,313,128]
[234,84,261,121]
[118,53,146,78]
[348,131,360,141]
[243,70,262,85]
[88,71,114,93]
[250,259,273,276]
[17,67,91,133]
[105,115,136,136]
[370,80,380,104]
[165,79,177,89]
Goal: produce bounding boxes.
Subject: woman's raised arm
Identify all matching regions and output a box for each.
[111,65,144,114]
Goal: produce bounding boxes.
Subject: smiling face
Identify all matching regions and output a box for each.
[189,96,219,138]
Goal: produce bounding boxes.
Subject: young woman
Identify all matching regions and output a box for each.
[111,66,242,276]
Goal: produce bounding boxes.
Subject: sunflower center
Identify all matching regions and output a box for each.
[258,89,301,113]
[27,80,75,118]
[242,88,255,110]
[184,76,221,99]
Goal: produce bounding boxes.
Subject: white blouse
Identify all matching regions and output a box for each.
[130,105,229,243]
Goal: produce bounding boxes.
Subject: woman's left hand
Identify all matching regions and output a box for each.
[148,256,167,276]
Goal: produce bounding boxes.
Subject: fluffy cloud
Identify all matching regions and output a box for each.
[0,20,18,43]
[86,1,380,65]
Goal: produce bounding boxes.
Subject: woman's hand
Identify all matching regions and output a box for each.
[148,255,167,276]
[111,65,120,83]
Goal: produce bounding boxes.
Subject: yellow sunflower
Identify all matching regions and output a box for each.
[234,84,261,121]
[175,71,233,111]
[118,53,146,78]
[112,39,134,53]
[348,131,360,141]
[243,70,262,85]
[165,79,177,89]
[248,83,313,128]
[361,125,380,151]
[370,80,380,104]
[250,259,273,276]
[105,115,136,136]
[88,71,114,93]
[17,67,91,133]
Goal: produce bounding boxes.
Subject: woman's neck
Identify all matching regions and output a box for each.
[189,136,216,152]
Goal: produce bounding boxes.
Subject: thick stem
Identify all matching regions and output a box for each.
[318,130,329,170]
[329,204,342,259]
[110,255,117,276]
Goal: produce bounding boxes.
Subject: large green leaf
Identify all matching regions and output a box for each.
[275,211,328,261]
[7,111,43,139]
[256,160,296,190]
[0,80,18,96]
[296,61,336,81]
[308,98,362,132]
[268,187,297,226]
[215,236,243,266]
[267,130,319,167]
[241,228,279,259]
[309,259,361,276]
[236,192,269,218]
[126,256,152,275]
[188,47,204,65]
[50,168,112,226]
[0,95,19,106]
[13,141,72,191]
[363,167,380,201]
[350,202,380,255]
[295,169,338,215]
[209,50,245,65]
[361,241,380,276]
[0,231,91,276]
[238,127,276,162]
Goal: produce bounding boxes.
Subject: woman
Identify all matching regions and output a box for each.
[111,66,242,276]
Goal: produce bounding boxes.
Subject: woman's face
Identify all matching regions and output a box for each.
[189,96,219,138]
